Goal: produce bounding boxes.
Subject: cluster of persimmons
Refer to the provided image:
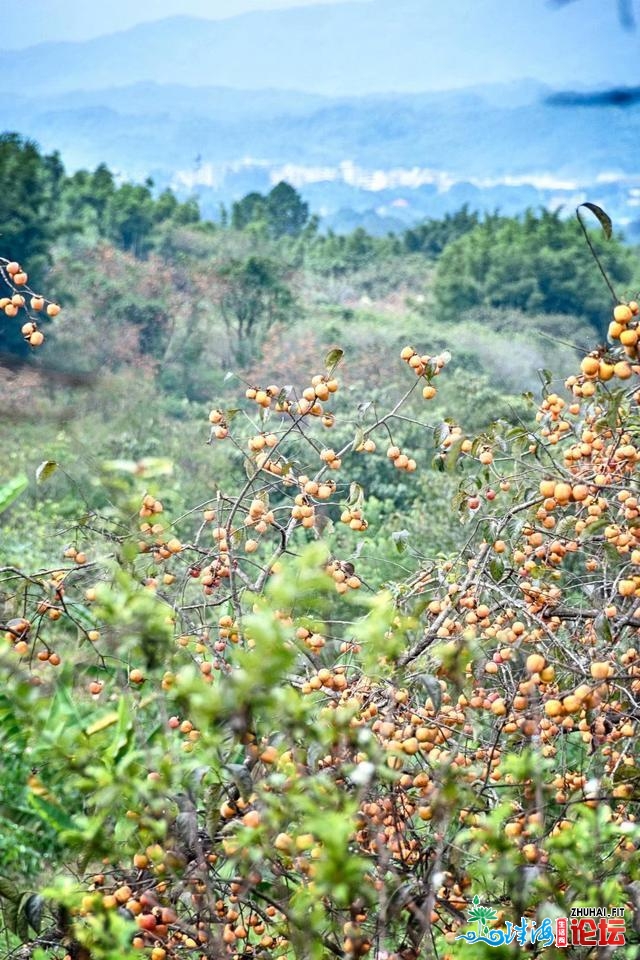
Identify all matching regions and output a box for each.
[3,258,640,959]
[0,256,60,346]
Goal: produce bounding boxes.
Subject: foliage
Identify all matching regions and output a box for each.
[403,205,480,259]
[265,182,311,239]
[231,181,311,239]
[303,228,401,279]
[50,245,185,367]
[0,133,200,272]
[3,234,640,960]
[101,182,199,258]
[214,255,297,364]
[433,208,637,333]
[0,134,62,273]
[5,158,640,960]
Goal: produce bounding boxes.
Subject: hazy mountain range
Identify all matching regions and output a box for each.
[1,0,634,95]
[2,0,639,234]
[1,0,363,49]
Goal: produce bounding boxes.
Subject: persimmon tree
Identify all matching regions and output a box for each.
[2,224,640,960]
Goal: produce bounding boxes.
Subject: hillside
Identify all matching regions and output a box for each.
[2,110,640,955]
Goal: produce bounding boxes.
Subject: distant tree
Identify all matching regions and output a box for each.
[215,255,295,364]
[102,182,157,256]
[231,182,309,239]
[103,181,199,257]
[172,196,201,227]
[153,188,200,229]
[433,208,636,333]
[152,188,180,225]
[403,205,479,258]
[91,163,116,218]
[304,227,395,277]
[0,133,60,272]
[59,164,116,240]
[265,181,309,238]
[231,192,268,232]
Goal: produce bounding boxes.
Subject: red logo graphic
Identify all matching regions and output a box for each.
[570,917,626,947]
[555,917,568,948]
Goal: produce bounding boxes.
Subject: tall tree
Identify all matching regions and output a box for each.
[0,133,60,272]
[265,181,309,238]
[231,192,268,232]
[103,181,158,257]
[215,255,295,364]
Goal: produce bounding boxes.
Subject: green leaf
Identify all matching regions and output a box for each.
[35,460,58,484]
[445,437,464,473]
[352,425,365,452]
[26,792,75,833]
[347,482,364,509]
[4,899,19,934]
[594,613,613,645]
[114,817,139,844]
[104,696,134,763]
[0,474,28,514]
[392,530,409,554]
[324,348,344,373]
[100,459,138,473]
[86,711,119,736]
[577,202,612,240]
[16,892,30,941]
[65,600,99,632]
[0,876,19,903]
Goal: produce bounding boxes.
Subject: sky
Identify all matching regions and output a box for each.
[5,0,370,48]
